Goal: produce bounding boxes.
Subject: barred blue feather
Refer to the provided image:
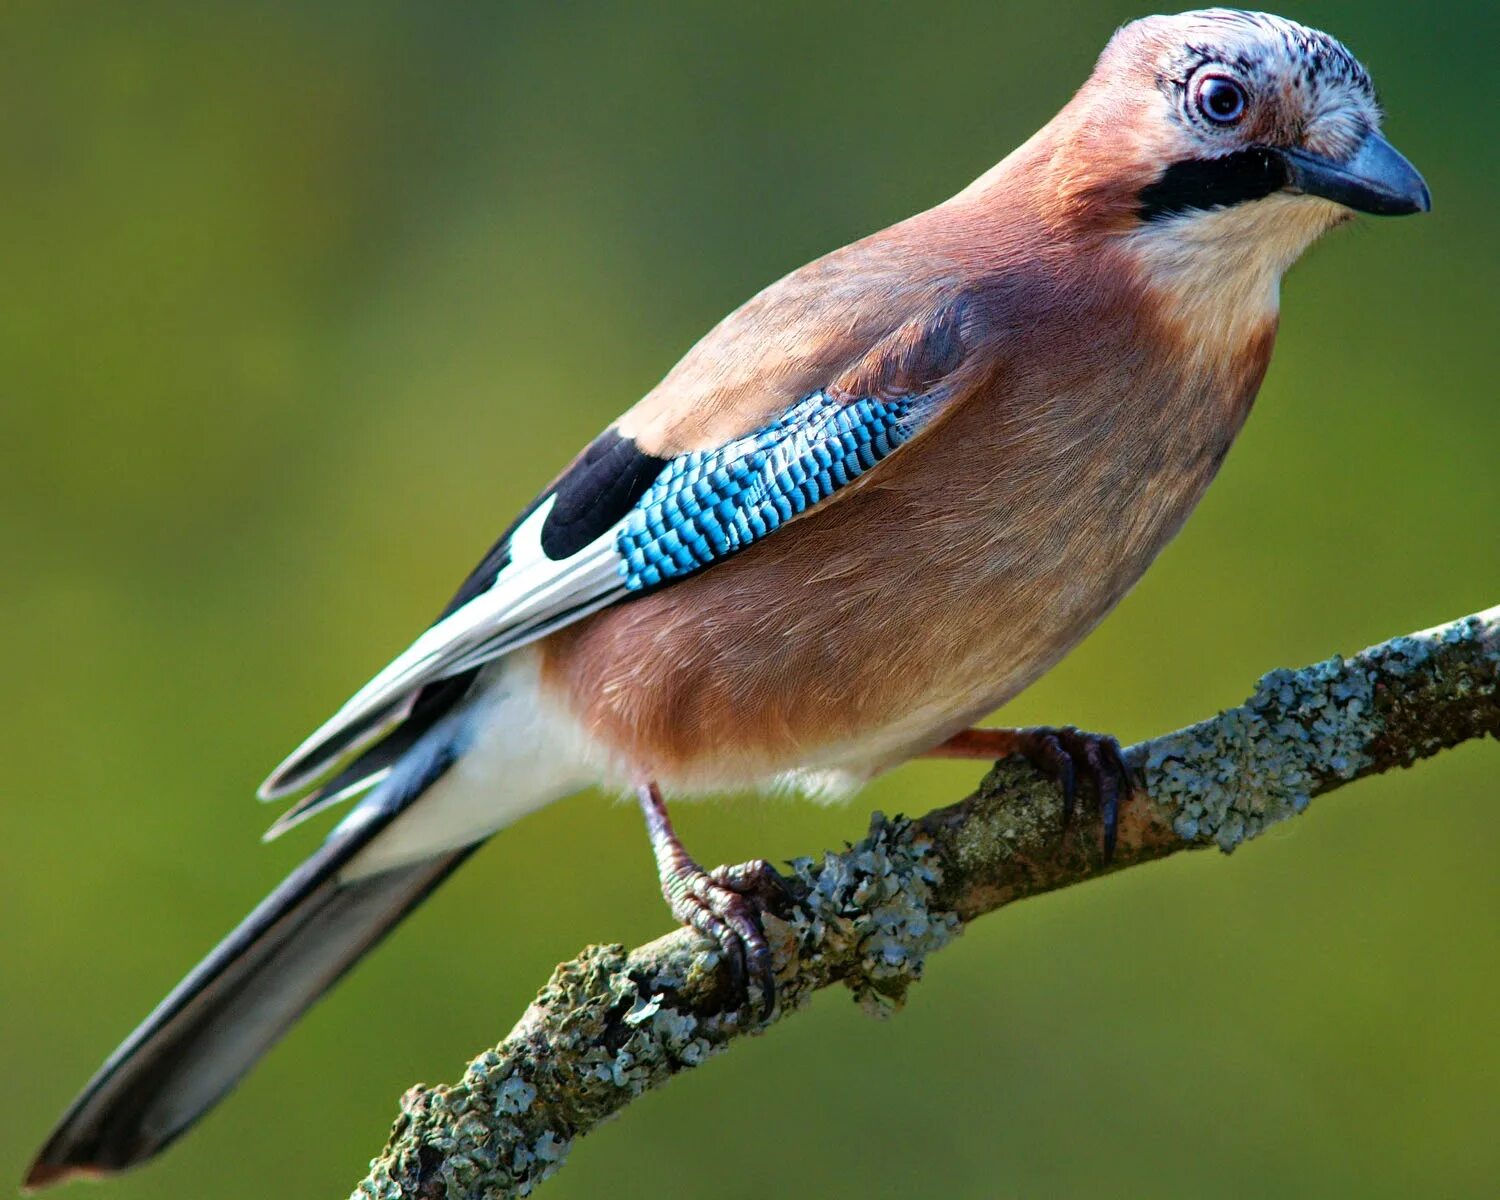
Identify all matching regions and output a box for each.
[260,389,942,802]
[615,391,930,590]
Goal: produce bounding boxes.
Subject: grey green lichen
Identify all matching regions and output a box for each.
[1357,612,1499,762]
[1146,609,1498,852]
[1146,652,1379,850]
[355,813,960,1199]
[352,944,726,1200]
[784,811,961,1016]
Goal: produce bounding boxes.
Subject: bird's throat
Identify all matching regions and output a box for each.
[1122,192,1337,352]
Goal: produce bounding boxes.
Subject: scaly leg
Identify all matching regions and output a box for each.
[924,726,1132,858]
[636,782,783,1013]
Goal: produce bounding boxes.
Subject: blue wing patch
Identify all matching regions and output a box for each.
[615,390,933,591]
[257,387,943,804]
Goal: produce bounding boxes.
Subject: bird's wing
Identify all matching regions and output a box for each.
[260,286,978,807]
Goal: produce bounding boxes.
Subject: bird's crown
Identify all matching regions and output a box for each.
[1114,9,1379,162]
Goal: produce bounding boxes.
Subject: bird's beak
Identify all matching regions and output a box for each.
[1278,131,1431,216]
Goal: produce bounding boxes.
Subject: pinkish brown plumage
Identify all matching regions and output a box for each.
[543,236,1275,792]
[30,11,1429,1187]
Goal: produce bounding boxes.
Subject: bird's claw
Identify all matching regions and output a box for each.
[1008,726,1132,860]
[669,858,784,1017]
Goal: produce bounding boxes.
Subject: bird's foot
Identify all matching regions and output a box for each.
[637,783,784,1015]
[681,858,784,1013]
[925,725,1132,859]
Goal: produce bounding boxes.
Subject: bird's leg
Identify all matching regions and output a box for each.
[636,781,782,1014]
[923,726,1132,859]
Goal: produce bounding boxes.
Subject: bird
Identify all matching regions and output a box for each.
[27,8,1429,1189]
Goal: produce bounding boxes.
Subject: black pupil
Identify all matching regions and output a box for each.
[1205,80,1242,119]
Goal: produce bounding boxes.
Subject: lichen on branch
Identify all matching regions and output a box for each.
[353,606,1499,1200]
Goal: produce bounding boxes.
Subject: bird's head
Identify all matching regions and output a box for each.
[1026,10,1429,333]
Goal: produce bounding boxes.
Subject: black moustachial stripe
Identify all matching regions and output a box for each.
[1138,147,1289,221]
[540,427,668,560]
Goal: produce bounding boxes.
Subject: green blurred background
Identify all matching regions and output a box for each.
[4,2,1496,1196]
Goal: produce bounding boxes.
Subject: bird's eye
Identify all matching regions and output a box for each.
[1195,75,1248,125]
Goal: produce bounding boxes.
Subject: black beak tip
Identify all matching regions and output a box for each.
[1375,179,1432,217]
[1382,170,1431,217]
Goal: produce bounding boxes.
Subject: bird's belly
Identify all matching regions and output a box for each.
[541,461,1213,797]
[539,560,1116,798]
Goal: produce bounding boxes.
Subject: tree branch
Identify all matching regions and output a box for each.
[352,607,1499,1200]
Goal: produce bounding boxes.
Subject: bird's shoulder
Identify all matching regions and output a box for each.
[438,212,1043,621]
[618,212,1022,459]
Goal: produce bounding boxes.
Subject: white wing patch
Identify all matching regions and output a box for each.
[258,497,626,800]
[260,386,951,806]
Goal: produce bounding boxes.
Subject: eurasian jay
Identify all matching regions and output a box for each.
[28,8,1429,1187]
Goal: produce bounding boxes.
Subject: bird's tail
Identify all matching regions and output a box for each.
[25,729,481,1188]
